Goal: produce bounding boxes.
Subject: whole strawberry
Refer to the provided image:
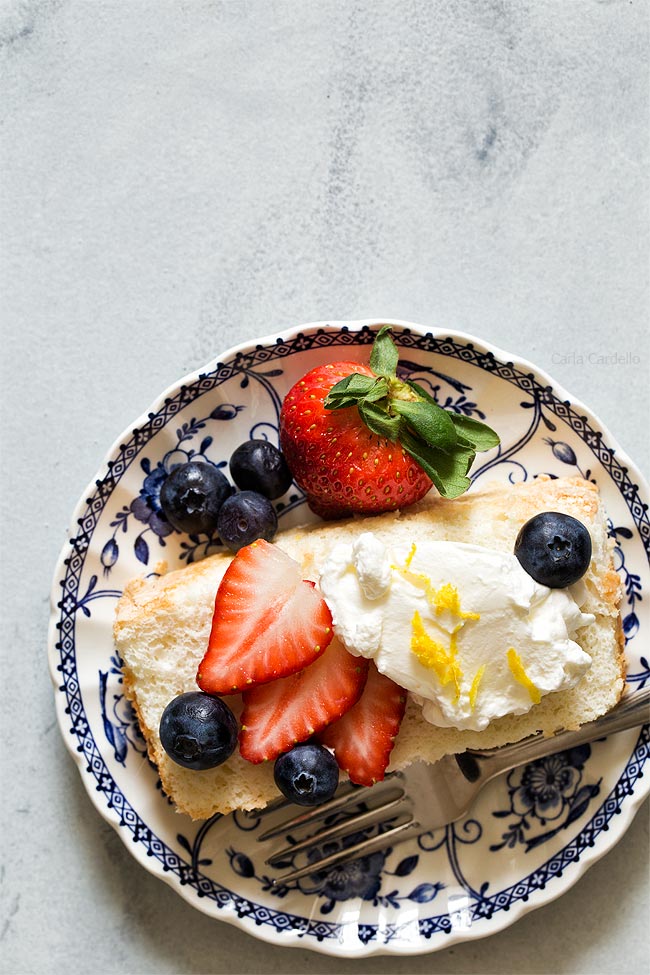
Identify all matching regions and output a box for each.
[280,359,431,518]
[279,327,499,519]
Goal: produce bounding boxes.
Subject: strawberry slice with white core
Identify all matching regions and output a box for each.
[239,637,369,763]
[196,539,333,695]
[318,662,407,786]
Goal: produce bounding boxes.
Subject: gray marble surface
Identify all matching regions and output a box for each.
[2,1,648,973]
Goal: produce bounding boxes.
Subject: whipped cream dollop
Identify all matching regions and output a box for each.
[319,533,594,732]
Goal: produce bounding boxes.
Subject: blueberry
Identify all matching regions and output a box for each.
[274,742,339,806]
[229,440,293,499]
[159,691,238,771]
[217,490,278,552]
[514,511,592,588]
[160,462,233,535]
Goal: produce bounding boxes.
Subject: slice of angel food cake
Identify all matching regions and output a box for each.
[114,475,623,819]
[114,327,623,819]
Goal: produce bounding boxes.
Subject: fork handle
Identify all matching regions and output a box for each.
[471,686,650,779]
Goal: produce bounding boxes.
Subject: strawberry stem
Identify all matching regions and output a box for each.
[323,326,500,499]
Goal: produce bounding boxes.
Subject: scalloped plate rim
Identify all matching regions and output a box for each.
[47,318,649,958]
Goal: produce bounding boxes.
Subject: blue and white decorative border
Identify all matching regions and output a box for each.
[50,323,649,951]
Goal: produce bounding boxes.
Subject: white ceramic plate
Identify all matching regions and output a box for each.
[48,320,649,957]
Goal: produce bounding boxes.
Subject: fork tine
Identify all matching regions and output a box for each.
[270,820,418,885]
[256,779,362,841]
[265,793,407,865]
[258,774,405,841]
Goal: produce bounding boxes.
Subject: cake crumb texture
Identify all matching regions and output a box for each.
[114,476,624,819]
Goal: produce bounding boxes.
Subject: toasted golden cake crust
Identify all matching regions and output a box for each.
[114,476,624,819]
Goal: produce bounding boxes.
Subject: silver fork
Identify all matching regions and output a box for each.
[254,687,650,884]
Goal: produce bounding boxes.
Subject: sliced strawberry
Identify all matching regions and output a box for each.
[196,539,333,695]
[239,637,369,763]
[318,662,407,786]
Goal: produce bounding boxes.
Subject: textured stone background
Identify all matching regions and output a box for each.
[2,1,648,973]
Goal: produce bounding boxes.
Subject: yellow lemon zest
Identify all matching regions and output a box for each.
[507,648,541,704]
[392,550,480,624]
[411,611,462,701]
[431,582,481,621]
[469,665,486,710]
[388,543,417,575]
[404,542,417,568]
[395,566,433,594]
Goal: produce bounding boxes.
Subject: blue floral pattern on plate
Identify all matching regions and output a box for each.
[489,745,602,852]
[48,321,649,957]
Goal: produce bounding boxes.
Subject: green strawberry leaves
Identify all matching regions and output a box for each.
[323,326,500,499]
[358,400,402,440]
[390,398,458,455]
[324,373,382,410]
[325,373,392,411]
[369,325,399,378]
[448,412,501,451]
[400,429,474,498]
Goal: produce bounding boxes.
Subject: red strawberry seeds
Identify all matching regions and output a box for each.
[239,637,369,763]
[318,661,407,786]
[279,327,500,518]
[196,539,333,695]
[279,361,432,519]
